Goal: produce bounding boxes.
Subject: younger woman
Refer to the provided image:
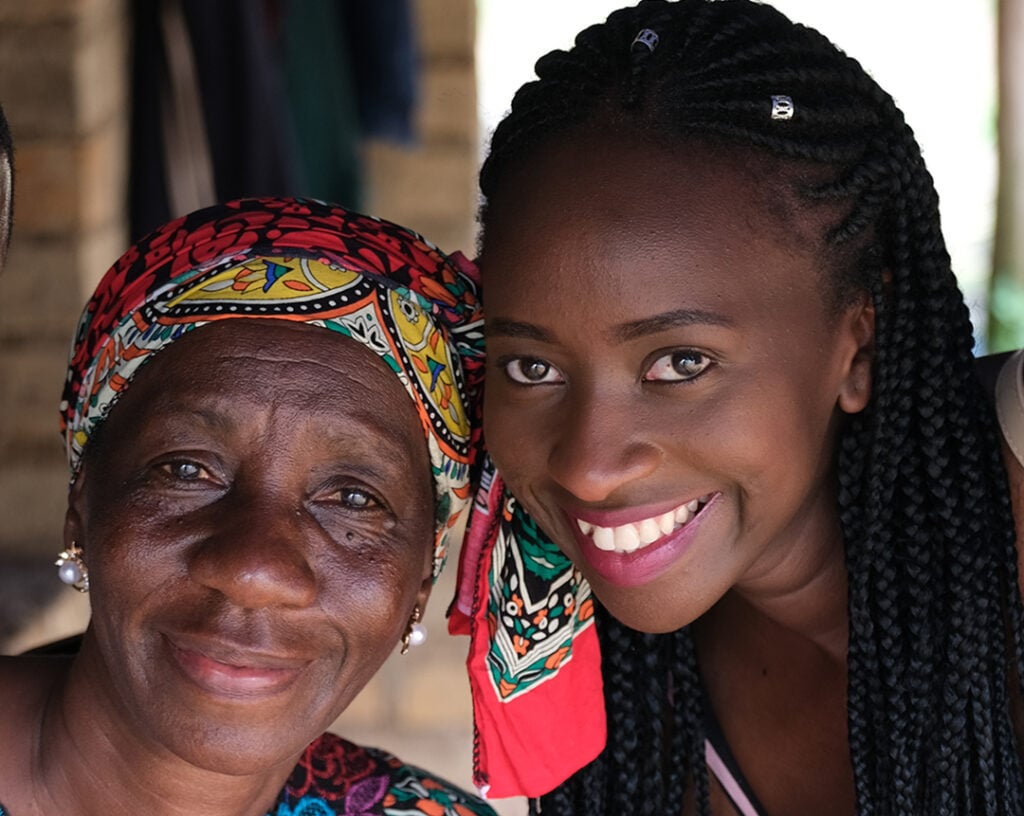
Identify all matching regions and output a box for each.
[452,1,1024,813]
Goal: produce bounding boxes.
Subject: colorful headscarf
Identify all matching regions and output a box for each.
[450,457,605,799]
[61,197,484,577]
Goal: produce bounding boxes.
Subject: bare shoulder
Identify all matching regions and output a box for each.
[0,655,66,766]
[0,653,68,711]
[974,351,1014,398]
[975,351,1024,599]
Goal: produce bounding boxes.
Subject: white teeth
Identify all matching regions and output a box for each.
[657,511,676,535]
[638,518,662,546]
[576,496,710,555]
[613,524,641,553]
[592,525,616,551]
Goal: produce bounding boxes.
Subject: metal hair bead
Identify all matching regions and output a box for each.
[632,28,659,53]
[770,95,794,120]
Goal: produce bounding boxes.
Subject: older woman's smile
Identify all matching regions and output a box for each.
[165,633,312,698]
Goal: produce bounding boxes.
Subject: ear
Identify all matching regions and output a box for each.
[414,566,434,616]
[836,291,875,415]
[63,464,89,552]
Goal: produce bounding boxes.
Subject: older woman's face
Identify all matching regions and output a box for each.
[65,319,435,774]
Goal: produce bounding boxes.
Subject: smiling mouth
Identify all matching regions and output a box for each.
[574,496,712,554]
[166,635,311,698]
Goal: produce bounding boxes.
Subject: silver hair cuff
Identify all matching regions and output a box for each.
[632,28,659,53]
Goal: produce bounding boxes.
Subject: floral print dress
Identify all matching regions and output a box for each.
[0,733,495,816]
[273,733,495,816]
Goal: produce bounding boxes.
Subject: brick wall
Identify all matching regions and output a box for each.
[0,0,480,558]
[366,0,480,255]
[0,0,129,555]
[0,0,523,811]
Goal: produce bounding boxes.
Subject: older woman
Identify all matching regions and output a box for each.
[0,197,492,816]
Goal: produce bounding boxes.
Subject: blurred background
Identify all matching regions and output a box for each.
[0,1,1018,813]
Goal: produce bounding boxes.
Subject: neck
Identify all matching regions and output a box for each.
[708,500,850,666]
[735,537,848,664]
[31,649,295,816]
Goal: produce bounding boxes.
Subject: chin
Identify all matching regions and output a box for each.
[162,719,314,777]
[589,579,718,635]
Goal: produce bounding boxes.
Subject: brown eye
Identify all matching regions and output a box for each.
[643,350,712,382]
[504,357,563,385]
[338,487,378,509]
[161,460,210,481]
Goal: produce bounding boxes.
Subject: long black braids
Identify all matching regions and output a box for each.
[479,1,1024,813]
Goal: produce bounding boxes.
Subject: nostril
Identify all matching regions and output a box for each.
[549,440,661,505]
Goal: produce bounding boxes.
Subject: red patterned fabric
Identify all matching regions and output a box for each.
[61,197,484,577]
[450,462,605,799]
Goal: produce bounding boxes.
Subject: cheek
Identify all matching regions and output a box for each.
[699,380,838,500]
[85,513,180,597]
[321,545,426,630]
[658,383,822,482]
[483,390,551,482]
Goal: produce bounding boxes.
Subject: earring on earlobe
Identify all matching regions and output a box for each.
[55,541,90,593]
[400,605,427,655]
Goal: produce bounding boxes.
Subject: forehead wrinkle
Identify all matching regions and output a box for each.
[136,387,424,478]
[132,344,417,438]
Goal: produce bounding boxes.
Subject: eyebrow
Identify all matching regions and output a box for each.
[487,318,555,342]
[614,308,734,341]
[488,309,733,344]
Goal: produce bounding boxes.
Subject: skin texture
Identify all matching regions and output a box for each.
[0,319,436,816]
[481,133,872,814]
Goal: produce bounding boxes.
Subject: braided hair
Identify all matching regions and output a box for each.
[478,1,1024,813]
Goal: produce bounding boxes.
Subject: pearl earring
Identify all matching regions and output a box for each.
[55,542,89,592]
[400,605,427,654]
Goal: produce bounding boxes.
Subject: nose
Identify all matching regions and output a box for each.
[546,389,661,504]
[188,495,318,610]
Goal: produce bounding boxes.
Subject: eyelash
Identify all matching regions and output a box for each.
[152,458,388,513]
[158,459,216,484]
[642,349,714,383]
[497,356,564,386]
[496,350,714,386]
[326,485,382,511]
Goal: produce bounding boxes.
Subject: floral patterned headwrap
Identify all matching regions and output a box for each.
[60,197,484,577]
[450,459,603,799]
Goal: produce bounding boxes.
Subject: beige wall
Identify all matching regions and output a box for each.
[0,0,480,558]
[367,0,480,255]
[0,0,129,555]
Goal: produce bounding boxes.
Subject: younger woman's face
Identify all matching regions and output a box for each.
[481,134,874,633]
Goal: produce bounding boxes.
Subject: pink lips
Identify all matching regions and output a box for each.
[570,498,692,528]
[566,493,719,588]
[166,635,309,698]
